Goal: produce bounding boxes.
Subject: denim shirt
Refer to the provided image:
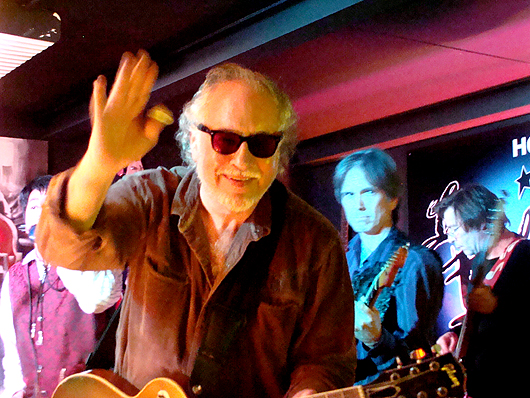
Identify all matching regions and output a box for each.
[347,227,443,385]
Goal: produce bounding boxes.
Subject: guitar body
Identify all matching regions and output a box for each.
[53,369,188,398]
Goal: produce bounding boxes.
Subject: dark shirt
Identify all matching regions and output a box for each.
[464,239,530,398]
[347,227,443,384]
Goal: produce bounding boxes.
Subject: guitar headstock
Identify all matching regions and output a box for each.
[378,243,410,289]
[470,193,507,285]
[367,353,466,398]
[363,243,411,308]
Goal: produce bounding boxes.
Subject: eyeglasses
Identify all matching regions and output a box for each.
[196,124,283,158]
[443,223,464,236]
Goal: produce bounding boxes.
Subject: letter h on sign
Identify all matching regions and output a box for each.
[513,137,530,158]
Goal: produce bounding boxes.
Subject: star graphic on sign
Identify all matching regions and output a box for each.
[516,165,530,199]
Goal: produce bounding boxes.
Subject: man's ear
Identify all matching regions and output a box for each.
[480,221,492,236]
[189,130,199,162]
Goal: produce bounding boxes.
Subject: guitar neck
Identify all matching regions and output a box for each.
[454,312,469,359]
[362,243,409,309]
[454,253,488,359]
[363,281,382,309]
[309,385,364,398]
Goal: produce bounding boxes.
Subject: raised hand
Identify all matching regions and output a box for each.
[65,50,173,232]
[87,50,171,173]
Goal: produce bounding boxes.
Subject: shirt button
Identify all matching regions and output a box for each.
[192,385,203,395]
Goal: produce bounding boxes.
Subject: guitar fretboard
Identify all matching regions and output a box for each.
[308,385,365,398]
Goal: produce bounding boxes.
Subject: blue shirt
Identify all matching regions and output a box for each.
[347,227,443,384]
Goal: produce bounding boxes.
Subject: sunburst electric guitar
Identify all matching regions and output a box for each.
[52,352,466,398]
[361,243,410,309]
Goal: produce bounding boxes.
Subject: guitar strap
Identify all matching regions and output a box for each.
[85,300,122,370]
[189,180,287,397]
[482,237,523,288]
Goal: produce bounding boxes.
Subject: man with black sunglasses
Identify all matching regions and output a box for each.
[36,51,355,398]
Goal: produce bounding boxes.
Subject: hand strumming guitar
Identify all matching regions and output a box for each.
[468,284,498,314]
[354,301,382,348]
[292,389,317,398]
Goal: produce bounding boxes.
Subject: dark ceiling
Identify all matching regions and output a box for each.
[0,0,313,138]
[2,0,432,142]
[1,0,530,146]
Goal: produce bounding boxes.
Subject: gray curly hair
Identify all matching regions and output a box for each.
[175,63,298,173]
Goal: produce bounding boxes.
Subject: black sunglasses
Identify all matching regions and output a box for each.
[196,124,282,158]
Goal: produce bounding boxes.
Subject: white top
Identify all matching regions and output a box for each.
[0,250,123,397]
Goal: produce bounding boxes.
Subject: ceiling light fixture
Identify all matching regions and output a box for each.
[0,1,60,80]
[0,31,54,78]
